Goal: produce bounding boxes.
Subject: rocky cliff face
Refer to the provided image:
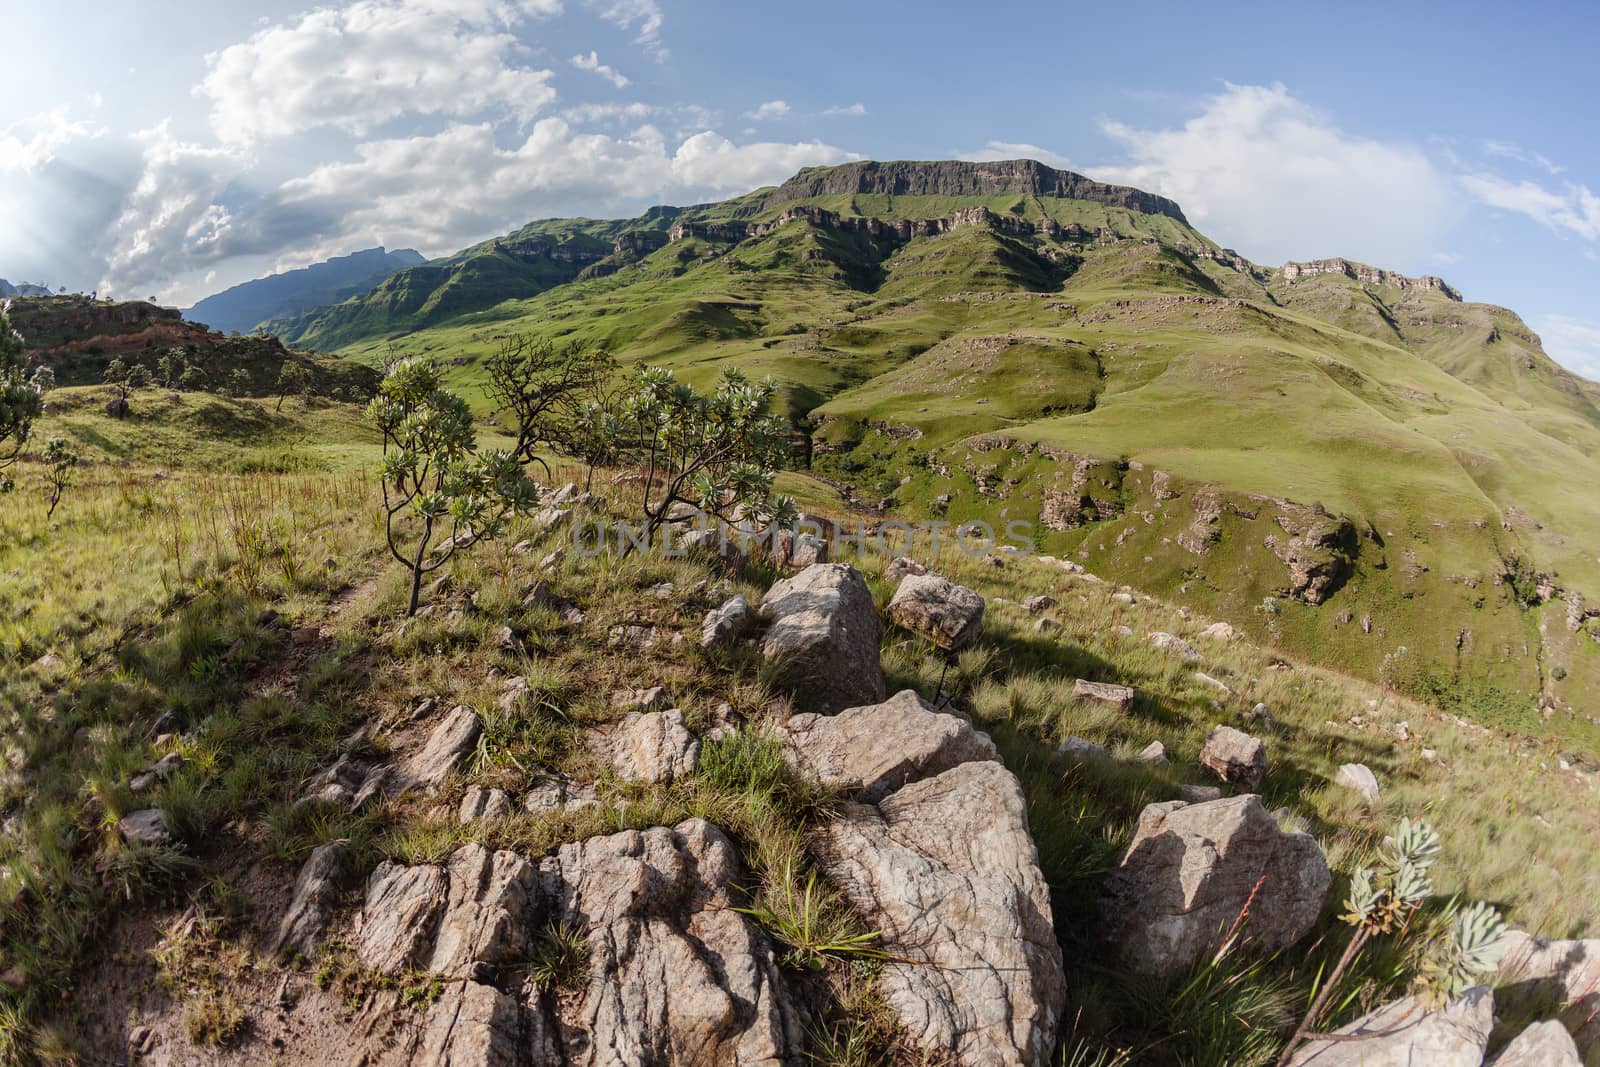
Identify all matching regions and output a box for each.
[669,203,1105,248]
[770,159,1190,223]
[1280,258,1462,300]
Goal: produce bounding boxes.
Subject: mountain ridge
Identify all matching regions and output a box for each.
[184,246,425,336]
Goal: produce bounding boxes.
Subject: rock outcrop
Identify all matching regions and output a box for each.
[274,841,350,957]
[397,704,482,792]
[1489,1019,1582,1066]
[1286,987,1493,1065]
[605,709,700,784]
[759,563,885,712]
[1496,930,1600,1052]
[886,574,986,652]
[785,690,1064,1065]
[1100,795,1330,976]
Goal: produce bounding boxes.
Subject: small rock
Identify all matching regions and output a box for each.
[1148,632,1202,660]
[1193,671,1231,695]
[1179,784,1222,802]
[274,841,350,956]
[1034,617,1062,634]
[1241,702,1277,732]
[1201,621,1236,641]
[1489,1019,1582,1066]
[397,705,482,792]
[1022,595,1058,614]
[1333,763,1380,804]
[458,787,511,824]
[887,573,986,652]
[1060,736,1107,761]
[1287,987,1492,1065]
[520,581,553,610]
[495,626,521,654]
[700,594,752,650]
[884,556,926,581]
[1200,725,1266,790]
[1073,679,1136,712]
[118,809,170,847]
[611,686,668,712]
[1135,741,1168,765]
[759,564,885,713]
[522,775,600,814]
[607,709,700,784]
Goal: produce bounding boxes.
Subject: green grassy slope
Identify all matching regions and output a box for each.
[292,160,1599,733]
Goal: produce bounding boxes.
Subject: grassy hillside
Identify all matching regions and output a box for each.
[1,390,1597,1062]
[278,161,1599,734]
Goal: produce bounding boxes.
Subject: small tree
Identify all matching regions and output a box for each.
[624,366,795,544]
[483,335,615,475]
[103,357,130,387]
[28,365,55,396]
[0,304,43,492]
[227,368,251,397]
[561,378,629,493]
[126,364,151,389]
[41,438,79,518]
[276,362,311,412]
[178,365,208,392]
[368,358,540,615]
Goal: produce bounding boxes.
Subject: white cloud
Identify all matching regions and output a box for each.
[570,50,629,88]
[1092,82,1457,267]
[585,0,666,60]
[959,140,1078,171]
[226,121,854,276]
[1459,173,1600,242]
[823,102,867,117]
[1482,140,1564,175]
[744,100,790,121]
[1537,315,1600,381]
[96,122,249,299]
[199,0,560,143]
[0,108,103,174]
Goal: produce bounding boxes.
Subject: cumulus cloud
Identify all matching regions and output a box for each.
[822,103,867,118]
[1460,173,1600,242]
[96,123,250,298]
[1092,82,1457,267]
[185,121,856,278]
[959,140,1078,171]
[1536,315,1600,382]
[744,100,790,121]
[199,0,559,143]
[570,50,629,88]
[0,108,104,174]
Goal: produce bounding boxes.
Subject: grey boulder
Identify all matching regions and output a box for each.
[759,563,885,712]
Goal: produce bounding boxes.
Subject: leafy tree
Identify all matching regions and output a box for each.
[227,368,251,397]
[126,364,151,389]
[624,366,795,544]
[368,358,540,615]
[102,357,130,386]
[0,305,43,492]
[41,438,79,518]
[276,362,311,412]
[156,351,183,388]
[178,365,208,392]
[483,335,615,475]
[561,378,629,493]
[29,365,55,396]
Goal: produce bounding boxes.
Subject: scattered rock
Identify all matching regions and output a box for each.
[819,758,1065,1065]
[397,705,483,792]
[522,775,600,815]
[884,556,926,581]
[887,573,986,652]
[1287,987,1493,1065]
[607,709,700,784]
[1489,1019,1582,1066]
[759,563,885,713]
[1333,763,1380,804]
[1101,795,1331,976]
[782,689,998,803]
[1201,621,1236,641]
[357,862,450,974]
[610,686,668,713]
[1199,725,1267,790]
[458,787,511,824]
[1241,702,1278,732]
[700,593,752,650]
[540,819,799,1063]
[1148,632,1201,660]
[117,809,170,847]
[1135,741,1168,765]
[1073,679,1136,712]
[1023,595,1058,614]
[1193,671,1232,695]
[274,841,350,957]
[1061,736,1108,761]
[129,751,185,794]
[1034,617,1062,634]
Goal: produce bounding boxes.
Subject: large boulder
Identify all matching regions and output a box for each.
[540,819,799,1065]
[781,689,998,803]
[818,759,1065,1065]
[426,844,539,979]
[1333,763,1380,804]
[1490,1020,1582,1066]
[759,563,885,712]
[1287,987,1493,1066]
[273,840,349,957]
[1496,930,1600,1052]
[1199,725,1267,791]
[887,574,986,652]
[1100,795,1330,976]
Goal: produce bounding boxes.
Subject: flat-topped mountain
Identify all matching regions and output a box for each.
[260,159,1599,723]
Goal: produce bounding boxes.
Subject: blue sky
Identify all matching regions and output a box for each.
[3,0,1599,376]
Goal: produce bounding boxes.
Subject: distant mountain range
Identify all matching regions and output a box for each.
[0,279,54,298]
[183,247,425,336]
[270,158,1600,726]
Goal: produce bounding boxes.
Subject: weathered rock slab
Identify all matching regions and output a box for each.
[606,709,700,784]
[399,705,483,791]
[274,840,349,957]
[887,574,986,652]
[1200,725,1266,790]
[1287,987,1493,1066]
